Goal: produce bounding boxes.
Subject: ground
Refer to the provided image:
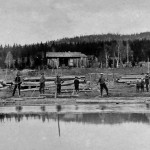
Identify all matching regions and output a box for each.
[0,66,150,106]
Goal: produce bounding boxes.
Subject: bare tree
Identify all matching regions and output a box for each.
[5,51,14,69]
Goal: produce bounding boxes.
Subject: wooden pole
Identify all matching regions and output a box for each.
[55,84,57,99]
[89,73,91,88]
[57,114,60,137]
[5,68,8,80]
[127,41,129,64]
[148,57,149,74]
[113,55,115,83]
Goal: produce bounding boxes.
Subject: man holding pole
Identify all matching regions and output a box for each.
[55,75,64,95]
[145,73,149,92]
[12,72,22,97]
[97,73,109,97]
[74,76,80,94]
[39,73,46,94]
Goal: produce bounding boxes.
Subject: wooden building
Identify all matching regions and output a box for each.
[46,52,88,68]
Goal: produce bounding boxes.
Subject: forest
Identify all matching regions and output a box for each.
[2,32,150,69]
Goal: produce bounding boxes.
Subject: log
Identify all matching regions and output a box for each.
[21,88,39,92]
[21,79,86,87]
[40,94,79,98]
[23,75,85,82]
[9,98,24,101]
[40,94,54,98]
[61,89,92,93]
[117,79,138,83]
[21,87,91,92]
[57,95,79,98]
[76,99,145,104]
[23,96,46,99]
[121,75,145,79]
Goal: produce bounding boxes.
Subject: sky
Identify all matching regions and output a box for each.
[0,0,150,45]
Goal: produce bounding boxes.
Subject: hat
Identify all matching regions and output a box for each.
[16,71,20,76]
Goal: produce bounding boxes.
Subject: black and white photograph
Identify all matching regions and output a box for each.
[0,0,150,150]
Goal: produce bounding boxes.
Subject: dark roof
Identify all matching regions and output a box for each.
[46,52,87,58]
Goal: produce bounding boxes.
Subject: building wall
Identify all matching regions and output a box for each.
[47,57,87,68]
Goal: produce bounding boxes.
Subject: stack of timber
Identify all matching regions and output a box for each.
[117,74,146,84]
[21,79,86,88]
[23,75,85,82]
[0,80,12,90]
[20,75,90,92]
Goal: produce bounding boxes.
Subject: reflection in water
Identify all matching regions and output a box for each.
[0,112,149,124]
[56,105,61,137]
[15,106,23,112]
[0,112,150,150]
[40,106,46,112]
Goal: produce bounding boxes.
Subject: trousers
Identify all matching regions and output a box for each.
[39,83,45,94]
[57,84,61,94]
[12,84,20,96]
[100,83,108,96]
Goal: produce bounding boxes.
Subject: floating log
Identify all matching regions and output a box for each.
[23,96,46,99]
[57,95,79,98]
[61,89,92,93]
[76,99,144,104]
[40,94,79,98]
[40,94,54,98]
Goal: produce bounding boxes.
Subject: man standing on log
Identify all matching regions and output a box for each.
[74,76,80,94]
[12,72,22,97]
[97,73,109,97]
[39,73,46,94]
[145,73,149,92]
[55,75,64,94]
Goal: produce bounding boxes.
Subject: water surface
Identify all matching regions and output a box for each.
[0,104,150,150]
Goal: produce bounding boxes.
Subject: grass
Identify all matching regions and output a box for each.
[0,66,150,100]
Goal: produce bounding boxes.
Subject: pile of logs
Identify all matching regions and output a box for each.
[117,74,146,84]
[20,75,91,92]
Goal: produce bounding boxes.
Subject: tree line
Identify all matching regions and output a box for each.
[2,32,150,69]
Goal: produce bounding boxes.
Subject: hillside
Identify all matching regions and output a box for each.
[1,32,150,69]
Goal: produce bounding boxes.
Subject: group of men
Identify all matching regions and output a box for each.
[12,72,108,97]
[136,74,149,92]
[39,74,80,95]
